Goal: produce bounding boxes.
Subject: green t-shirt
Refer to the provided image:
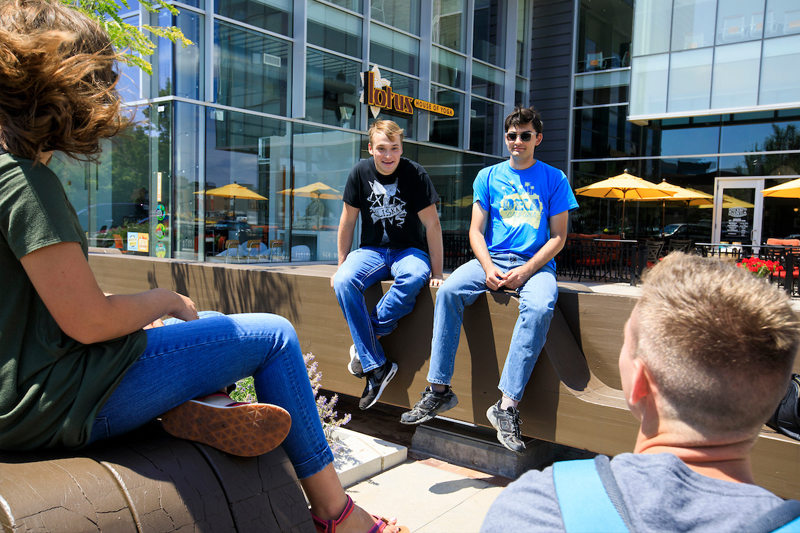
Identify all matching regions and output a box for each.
[0,153,147,450]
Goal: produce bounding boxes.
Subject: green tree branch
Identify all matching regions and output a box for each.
[63,0,193,75]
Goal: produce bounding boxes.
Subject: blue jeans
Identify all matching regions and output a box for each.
[333,246,431,372]
[88,314,333,480]
[427,255,558,402]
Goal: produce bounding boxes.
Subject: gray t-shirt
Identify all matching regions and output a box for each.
[481,453,784,532]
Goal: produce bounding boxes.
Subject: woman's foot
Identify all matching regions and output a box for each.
[311,495,408,533]
[160,393,291,457]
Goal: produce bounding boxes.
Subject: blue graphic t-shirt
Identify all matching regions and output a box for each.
[473,160,578,269]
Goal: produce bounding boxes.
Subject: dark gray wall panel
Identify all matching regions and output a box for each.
[530,0,576,177]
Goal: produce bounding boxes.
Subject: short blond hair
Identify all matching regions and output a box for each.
[367,120,404,145]
[635,253,800,437]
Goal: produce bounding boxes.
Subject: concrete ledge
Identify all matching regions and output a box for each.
[333,428,407,488]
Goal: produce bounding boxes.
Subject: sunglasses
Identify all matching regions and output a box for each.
[505,131,535,142]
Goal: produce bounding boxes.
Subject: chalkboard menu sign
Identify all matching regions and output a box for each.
[722,206,751,242]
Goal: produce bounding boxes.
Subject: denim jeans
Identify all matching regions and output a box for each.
[427,254,558,402]
[333,246,431,372]
[88,313,333,480]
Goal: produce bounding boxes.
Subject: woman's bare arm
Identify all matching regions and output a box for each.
[20,242,197,344]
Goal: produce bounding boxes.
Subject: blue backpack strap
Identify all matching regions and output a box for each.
[553,457,630,533]
[740,500,800,533]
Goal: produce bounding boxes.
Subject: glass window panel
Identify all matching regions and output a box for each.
[668,48,712,112]
[60,106,157,254]
[215,21,291,115]
[764,0,800,38]
[633,0,673,56]
[204,109,290,261]
[716,0,765,44]
[151,10,205,100]
[721,120,800,153]
[760,35,800,105]
[173,102,204,260]
[711,42,761,109]
[370,24,419,74]
[470,97,504,155]
[720,147,800,176]
[433,0,466,52]
[367,69,417,139]
[177,0,203,7]
[326,0,362,12]
[577,0,633,73]
[308,0,362,57]
[630,54,668,116]
[515,77,527,107]
[670,0,716,51]
[573,105,641,159]
[473,0,506,66]
[370,0,420,35]
[471,61,504,101]
[118,15,142,102]
[305,49,362,129]
[516,0,529,76]
[659,125,720,156]
[215,0,291,36]
[292,124,361,258]
[574,70,631,106]
[429,86,464,148]
[431,46,465,89]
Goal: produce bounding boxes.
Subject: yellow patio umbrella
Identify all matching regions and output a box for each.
[196,183,268,201]
[698,194,755,209]
[635,180,714,233]
[195,183,267,217]
[575,171,675,237]
[277,181,342,200]
[762,177,800,198]
[445,194,474,208]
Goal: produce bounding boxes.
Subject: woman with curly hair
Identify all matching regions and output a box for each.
[0,2,406,531]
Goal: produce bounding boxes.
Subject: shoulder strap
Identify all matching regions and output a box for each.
[553,457,631,533]
[741,500,800,533]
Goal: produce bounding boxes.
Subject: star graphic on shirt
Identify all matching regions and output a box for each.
[360,65,391,118]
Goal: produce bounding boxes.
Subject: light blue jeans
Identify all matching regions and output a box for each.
[88,313,333,480]
[427,254,558,402]
[333,246,431,372]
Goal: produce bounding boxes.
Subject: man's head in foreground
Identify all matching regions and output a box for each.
[622,252,800,446]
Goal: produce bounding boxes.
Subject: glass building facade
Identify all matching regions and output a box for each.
[65,0,800,260]
[573,0,800,245]
[68,0,531,262]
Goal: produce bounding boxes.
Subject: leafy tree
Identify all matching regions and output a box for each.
[63,0,192,75]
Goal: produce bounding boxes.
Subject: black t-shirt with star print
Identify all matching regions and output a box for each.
[342,157,439,252]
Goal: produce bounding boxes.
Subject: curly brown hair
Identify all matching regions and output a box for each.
[0,0,123,162]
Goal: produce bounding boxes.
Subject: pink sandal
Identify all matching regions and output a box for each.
[311,495,409,533]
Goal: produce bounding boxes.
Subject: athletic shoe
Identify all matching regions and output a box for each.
[486,400,526,455]
[400,386,459,425]
[359,360,398,410]
[348,344,365,378]
[161,396,292,457]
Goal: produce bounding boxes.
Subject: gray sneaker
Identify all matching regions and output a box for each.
[486,400,526,455]
[348,345,365,378]
[400,386,459,425]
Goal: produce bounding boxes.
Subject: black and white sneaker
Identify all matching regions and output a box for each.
[348,344,365,378]
[358,360,398,410]
[486,400,526,455]
[400,386,459,425]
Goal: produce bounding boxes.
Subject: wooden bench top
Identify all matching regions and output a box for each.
[86,254,800,499]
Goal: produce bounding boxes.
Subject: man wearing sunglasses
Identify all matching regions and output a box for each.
[400,106,578,455]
